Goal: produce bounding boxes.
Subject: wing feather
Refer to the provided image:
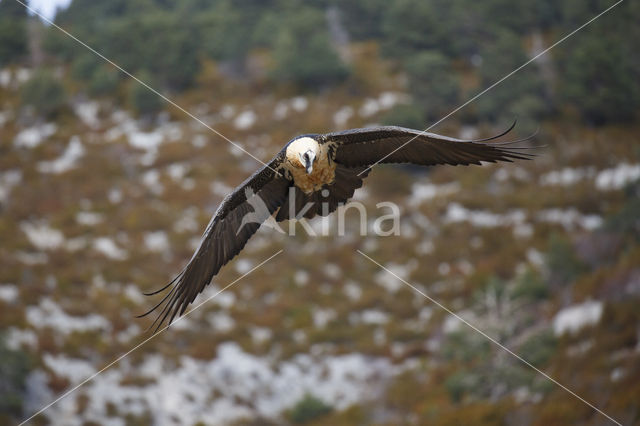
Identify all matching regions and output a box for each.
[325,124,536,168]
[139,155,290,331]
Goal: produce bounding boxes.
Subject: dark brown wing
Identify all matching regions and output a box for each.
[139,154,290,331]
[325,123,536,167]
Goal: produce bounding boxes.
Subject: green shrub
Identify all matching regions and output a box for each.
[512,268,548,301]
[128,71,163,117]
[604,182,640,240]
[381,0,443,58]
[0,0,28,65]
[545,234,585,287]
[197,0,253,62]
[557,17,640,125]
[473,29,547,124]
[443,330,491,363]
[0,335,32,418]
[519,330,557,367]
[382,104,426,129]
[271,7,349,88]
[71,54,101,81]
[289,394,332,424]
[404,51,460,121]
[20,70,67,118]
[445,370,474,403]
[89,66,120,97]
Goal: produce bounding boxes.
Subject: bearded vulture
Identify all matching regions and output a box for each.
[140,122,536,329]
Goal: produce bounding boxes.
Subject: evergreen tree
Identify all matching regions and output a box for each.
[129,71,163,117]
[474,29,547,125]
[0,0,28,65]
[405,51,460,122]
[271,6,348,88]
[20,70,67,118]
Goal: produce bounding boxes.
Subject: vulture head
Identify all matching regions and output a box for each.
[286,136,319,174]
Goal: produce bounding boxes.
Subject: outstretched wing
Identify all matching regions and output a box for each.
[324,122,536,167]
[140,154,290,330]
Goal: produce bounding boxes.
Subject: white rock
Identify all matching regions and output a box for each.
[0,169,22,204]
[419,307,433,322]
[192,134,207,148]
[359,98,380,117]
[233,110,257,130]
[142,169,163,194]
[234,258,253,274]
[21,221,65,250]
[14,123,57,149]
[30,341,395,425]
[219,104,235,119]
[540,167,594,186]
[553,300,603,335]
[5,327,38,350]
[37,136,85,174]
[26,297,111,335]
[210,181,233,197]
[173,207,199,233]
[410,182,460,206]
[116,324,141,344]
[93,237,128,260]
[15,251,48,265]
[378,91,408,109]
[333,106,353,127]
[108,188,123,204]
[65,236,88,252]
[0,69,10,88]
[0,284,18,302]
[273,102,288,120]
[74,101,100,128]
[374,262,412,293]
[128,128,163,151]
[537,208,602,231]
[208,312,235,332]
[250,327,272,345]
[76,211,104,226]
[143,231,169,253]
[167,163,189,182]
[43,354,95,384]
[442,314,462,333]
[204,286,235,309]
[15,67,32,84]
[360,309,389,325]
[124,285,145,304]
[325,263,342,280]
[294,270,309,286]
[312,308,336,328]
[290,96,308,112]
[445,203,527,228]
[0,110,11,127]
[343,281,362,301]
[595,163,640,191]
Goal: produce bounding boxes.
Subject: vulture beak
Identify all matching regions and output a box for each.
[302,150,316,174]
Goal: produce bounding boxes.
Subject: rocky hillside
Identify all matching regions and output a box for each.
[1,36,640,426]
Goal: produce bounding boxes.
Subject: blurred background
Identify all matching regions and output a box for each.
[1,0,639,424]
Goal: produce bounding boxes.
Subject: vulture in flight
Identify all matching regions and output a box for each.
[141,123,536,330]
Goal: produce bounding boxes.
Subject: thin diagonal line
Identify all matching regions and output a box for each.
[14,0,278,174]
[19,250,283,426]
[357,250,622,426]
[357,0,624,176]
